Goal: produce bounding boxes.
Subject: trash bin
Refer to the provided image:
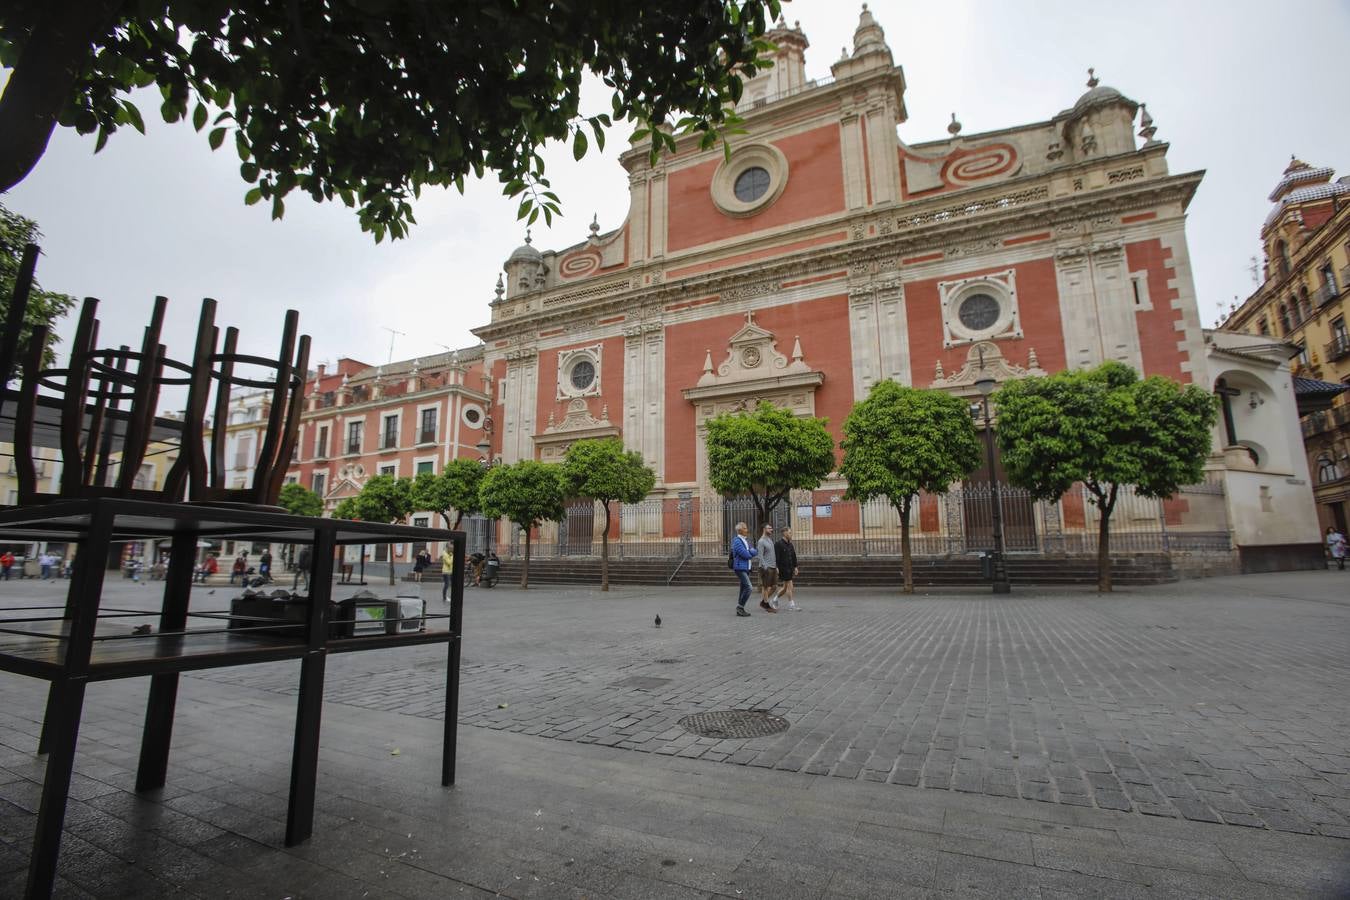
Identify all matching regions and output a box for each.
[979,552,994,580]
[21,558,38,579]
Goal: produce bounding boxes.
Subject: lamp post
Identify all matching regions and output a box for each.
[973,373,1012,594]
[475,435,494,557]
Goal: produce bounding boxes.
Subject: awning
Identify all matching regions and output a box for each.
[1294,376,1348,416]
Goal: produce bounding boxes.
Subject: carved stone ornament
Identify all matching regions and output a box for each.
[938,269,1022,347]
[556,344,602,400]
[533,398,619,462]
[698,311,810,387]
[682,311,824,413]
[929,341,1045,392]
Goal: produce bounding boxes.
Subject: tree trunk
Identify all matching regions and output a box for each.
[452,510,463,530]
[899,499,913,594]
[601,501,610,592]
[522,529,531,589]
[388,542,396,586]
[1095,485,1118,593]
[0,0,126,193]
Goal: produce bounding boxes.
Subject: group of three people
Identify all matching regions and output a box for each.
[729,521,801,617]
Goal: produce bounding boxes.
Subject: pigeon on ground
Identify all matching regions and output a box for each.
[654,614,661,628]
[132,624,152,636]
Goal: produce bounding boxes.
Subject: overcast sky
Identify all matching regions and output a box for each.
[4,0,1349,389]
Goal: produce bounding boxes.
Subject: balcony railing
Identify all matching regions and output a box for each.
[419,429,437,445]
[1326,335,1350,363]
[1316,282,1341,307]
[345,441,361,455]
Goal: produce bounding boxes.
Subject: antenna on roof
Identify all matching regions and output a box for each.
[381,326,406,364]
[1248,256,1259,284]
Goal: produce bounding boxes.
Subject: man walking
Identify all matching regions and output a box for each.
[730,521,757,617]
[774,526,801,610]
[440,544,455,602]
[293,545,312,592]
[756,524,779,613]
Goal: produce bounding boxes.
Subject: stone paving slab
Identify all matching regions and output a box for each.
[0,673,1346,898]
[1,572,1348,897]
[178,570,1350,838]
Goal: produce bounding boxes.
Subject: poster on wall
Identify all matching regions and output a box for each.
[815,505,832,518]
[342,544,362,564]
[796,505,814,519]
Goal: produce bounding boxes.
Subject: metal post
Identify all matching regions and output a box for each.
[982,395,1012,594]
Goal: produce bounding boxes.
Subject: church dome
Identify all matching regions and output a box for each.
[506,232,541,264]
[1068,69,1136,115]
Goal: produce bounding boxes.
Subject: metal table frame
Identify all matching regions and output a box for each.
[0,498,464,900]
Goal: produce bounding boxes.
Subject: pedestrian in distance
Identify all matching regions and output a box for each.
[0,550,14,580]
[1327,526,1348,571]
[756,524,779,613]
[39,552,53,580]
[413,547,431,583]
[440,544,455,602]
[259,549,273,583]
[230,552,246,585]
[730,521,757,617]
[293,545,312,592]
[773,526,801,611]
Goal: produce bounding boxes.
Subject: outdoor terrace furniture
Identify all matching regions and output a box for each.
[0,245,465,899]
[0,500,464,900]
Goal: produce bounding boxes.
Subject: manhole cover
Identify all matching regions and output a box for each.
[678,709,789,739]
[654,658,684,664]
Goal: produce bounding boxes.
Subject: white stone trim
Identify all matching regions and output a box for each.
[711,143,790,218]
[414,401,441,445]
[939,269,1022,347]
[556,343,603,400]
[412,454,438,476]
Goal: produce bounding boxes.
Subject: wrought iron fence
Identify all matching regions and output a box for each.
[492,478,1231,561]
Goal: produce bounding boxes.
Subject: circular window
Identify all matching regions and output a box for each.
[959,294,1001,331]
[461,404,484,428]
[734,167,770,203]
[570,360,596,391]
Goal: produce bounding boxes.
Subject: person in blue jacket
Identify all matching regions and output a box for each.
[731,521,758,617]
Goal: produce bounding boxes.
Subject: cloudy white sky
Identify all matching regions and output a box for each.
[4,0,1349,387]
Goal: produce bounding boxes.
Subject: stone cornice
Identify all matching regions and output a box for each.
[682,371,824,403]
[298,383,490,421]
[474,170,1203,343]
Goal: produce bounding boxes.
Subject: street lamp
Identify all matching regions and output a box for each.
[973,372,1012,594]
[475,435,493,557]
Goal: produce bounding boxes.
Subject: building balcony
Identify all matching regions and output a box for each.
[1316,282,1342,307]
[344,443,362,456]
[1327,335,1350,364]
[418,430,437,446]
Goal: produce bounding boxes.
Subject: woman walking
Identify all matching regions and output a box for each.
[1327,526,1347,571]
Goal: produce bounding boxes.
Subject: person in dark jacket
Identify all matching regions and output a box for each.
[773,526,801,611]
[730,521,758,617]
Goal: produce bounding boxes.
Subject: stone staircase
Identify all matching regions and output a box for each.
[491,553,1175,588]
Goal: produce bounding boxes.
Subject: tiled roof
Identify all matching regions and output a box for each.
[1263,178,1350,229]
[1293,376,1348,397]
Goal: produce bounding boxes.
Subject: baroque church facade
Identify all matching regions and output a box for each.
[467,9,1319,568]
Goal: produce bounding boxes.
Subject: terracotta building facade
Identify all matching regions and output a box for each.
[1218,158,1350,535]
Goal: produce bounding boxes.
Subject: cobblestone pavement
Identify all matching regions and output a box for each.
[164,570,1350,840]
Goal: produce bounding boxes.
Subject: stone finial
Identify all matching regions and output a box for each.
[935,359,945,379]
[600,403,610,421]
[702,349,714,376]
[1027,347,1040,369]
[1087,67,1099,88]
[791,336,804,364]
[524,229,532,245]
[840,46,849,61]
[589,213,600,237]
[852,3,889,56]
[494,273,504,302]
[547,410,556,427]
[947,113,962,136]
[1137,103,1157,145]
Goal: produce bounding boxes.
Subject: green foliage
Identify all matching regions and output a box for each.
[0,0,781,240]
[993,361,1218,590]
[560,438,655,507]
[479,459,565,588]
[331,496,358,520]
[342,473,414,524]
[994,362,1217,503]
[0,203,76,370]
[560,437,656,591]
[412,459,484,529]
[277,482,324,518]
[479,460,566,532]
[841,382,982,507]
[706,402,836,519]
[841,381,981,593]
